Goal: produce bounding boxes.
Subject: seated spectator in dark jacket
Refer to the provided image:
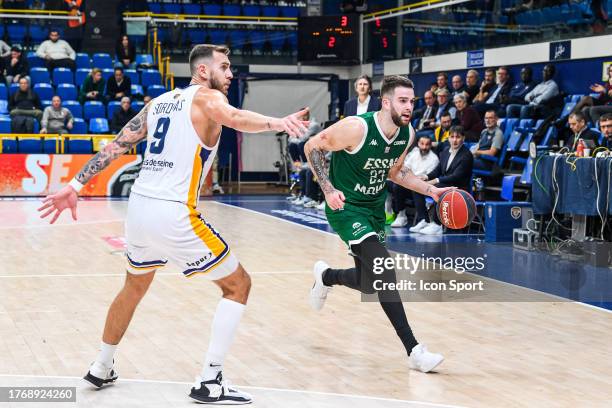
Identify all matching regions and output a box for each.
[5,45,29,86]
[412,126,474,235]
[501,66,536,106]
[473,66,512,116]
[79,68,106,104]
[343,74,381,117]
[464,69,480,104]
[40,95,73,134]
[433,89,456,125]
[566,112,600,152]
[451,74,466,98]
[435,72,449,95]
[472,110,504,170]
[453,93,484,142]
[105,67,132,103]
[9,77,43,132]
[414,90,437,134]
[472,68,496,105]
[110,97,136,133]
[116,35,136,68]
[507,64,559,119]
[599,113,612,149]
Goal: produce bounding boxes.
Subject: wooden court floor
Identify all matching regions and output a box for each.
[1,199,611,407]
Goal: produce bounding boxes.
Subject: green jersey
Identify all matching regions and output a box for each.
[329,111,414,209]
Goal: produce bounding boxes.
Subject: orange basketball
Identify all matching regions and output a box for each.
[436,189,477,229]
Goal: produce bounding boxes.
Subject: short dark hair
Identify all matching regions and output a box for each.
[485,68,495,75]
[355,74,372,90]
[114,66,124,73]
[485,109,498,117]
[498,66,509,74]
[450,125,465,136]
[441,112,452,119]
[417,134,432,142]
[189,44,230,75]
[49,29,59,35]
[380,75,414,98]
[570,111,586,123]
[437,72,448,80]
[600,113,612,122]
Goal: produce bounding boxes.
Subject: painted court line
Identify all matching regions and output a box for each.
[0,374,466,408]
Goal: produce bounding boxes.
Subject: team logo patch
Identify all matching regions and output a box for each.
[511,206,522,220]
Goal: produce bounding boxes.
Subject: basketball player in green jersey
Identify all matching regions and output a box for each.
[305,75,452,373]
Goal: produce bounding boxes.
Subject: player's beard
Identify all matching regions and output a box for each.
[390,106,410,127]
[209,76,227,95]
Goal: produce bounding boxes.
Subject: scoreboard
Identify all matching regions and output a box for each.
[297,15,360,64]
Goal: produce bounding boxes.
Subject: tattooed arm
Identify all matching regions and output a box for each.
[37,103,151,224]
[304,117,365,210]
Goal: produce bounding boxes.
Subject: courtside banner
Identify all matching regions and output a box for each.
[0,154,142,196]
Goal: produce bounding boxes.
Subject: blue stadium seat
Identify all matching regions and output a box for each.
[107,101,120,120]
[147,85,165,98]
[570,94,584,103]
[517,119,534,130]
[76,53,90,69]
[269,33,286,53]
[141,69,162,87]
[29,25,47,43]
[250,31,267,52]
[243,5,260,17]
[52,68,74,85]
[223,5,241,16]
[89,118,109,134]
[101,69,114,82]
[0,100,8,114]
[203,4,222,15]
[1,138,18,152]
[7,24,27,44]
[33,83,54,100]
[83,101,105,120]
[282,7,300,18]
[0,83,7,100]
[64,100,83,118]
[43,137,60,153]
[229,30,248,49]
[56,83,78,101]
[148,2,163,13]
[124,69,139,85]
[135,54,154,67]
[560,102,576,118]
[30,68,51,85]
[131,84,144,97]
[503,118,519,140]
[163,3,181,14]
[9,83,19,96]
[501,175,520,201]
[27,52,45,68]
[0,116,12,133]
[18,138,43,153]
[75,68,90,87]
[41,99,52,110]
[92,53,113,70]
[262,6,280,17]
[183,4,201,15]
[189,29,207,45]
[132,101,144,112]
[66,138,93,153]
[209,30,227,46]
[71,117,87,134]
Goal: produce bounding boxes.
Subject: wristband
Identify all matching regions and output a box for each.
[68,178,84,193]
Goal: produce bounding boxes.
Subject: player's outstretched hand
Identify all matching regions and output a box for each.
[279,107,310,138]
[324,188,345,211]
[38,185,78,224]
[429,186,455,202]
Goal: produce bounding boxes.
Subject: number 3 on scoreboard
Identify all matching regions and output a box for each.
[149,117,170,154]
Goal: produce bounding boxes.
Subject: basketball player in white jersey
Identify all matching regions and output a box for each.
[38,44,309,405]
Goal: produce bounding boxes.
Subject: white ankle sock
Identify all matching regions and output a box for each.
[201,298,245,381]
[94,342,117,369]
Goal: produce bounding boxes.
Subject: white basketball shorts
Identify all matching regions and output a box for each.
[124,192,238,279]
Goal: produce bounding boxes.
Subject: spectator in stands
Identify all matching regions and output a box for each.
[343,74,381,116]
[389,135,439,228]
[40,95,74,134]
[116,35,136,69]
[451,75,466,98]
[5,45,29,86]
[566,111,600,152]
[110,97,136,133]
[453,93,484,142]
[472,68,496,104]
[464,69,480,104]
[0,40,10,58]
[36,29,76,71]
[599,113,612,149]
[9,77,43,133]
[472,110,504,170]
[143,95,152,105]
[105,67,132,103]
[434,89,456,124]
[576,64,612,124]
[501,66,536,112]
[433,112,453,152]
[414,90,437,133]
[507,64,559,119]
[436,72,449,94]
[79,68,106,104]
[415,126,474,235]
[473,66,512,116]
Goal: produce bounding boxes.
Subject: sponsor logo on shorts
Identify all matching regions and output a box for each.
[352,222,361,229]
[352,222,368,237]
[186,252,213,268]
